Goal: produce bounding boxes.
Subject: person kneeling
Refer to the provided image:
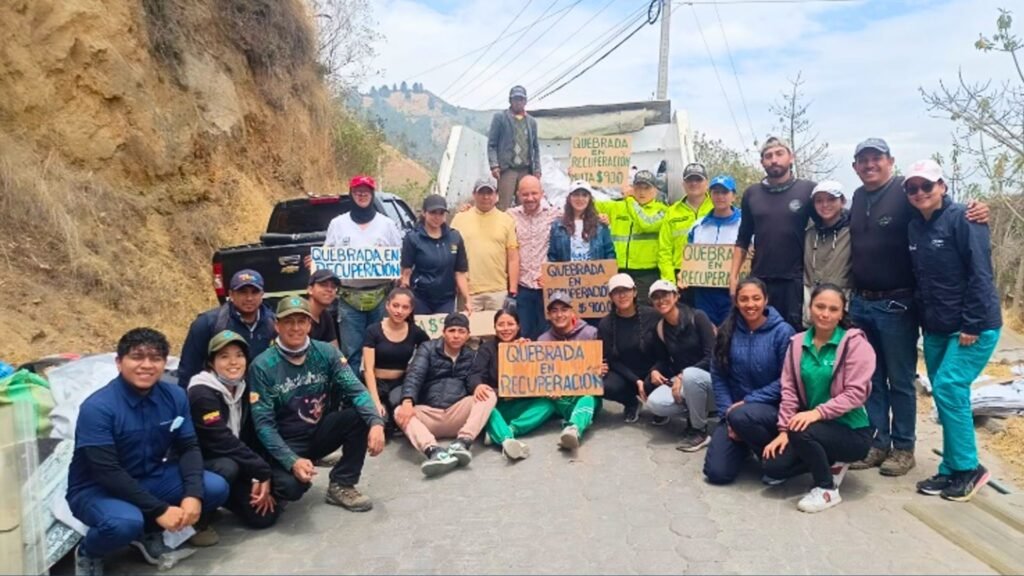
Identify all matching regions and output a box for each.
[396,313,497,477]
[249,297,385,512]
[68,328,229,576]
[762,285,874,513]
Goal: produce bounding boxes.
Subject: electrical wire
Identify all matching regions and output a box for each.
[713,3,757,147]
[689,4,749,151]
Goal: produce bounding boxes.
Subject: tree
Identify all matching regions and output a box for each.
[400,80,408,92]
[768,71,837,180]
[692,132,764,195]
[307,0,381,95]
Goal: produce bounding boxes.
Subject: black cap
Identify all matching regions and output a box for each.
[422,194,448,212]
[509,85,527,99]
[443,313,470,330]
[309,269,340,286]
[683,163,708,180]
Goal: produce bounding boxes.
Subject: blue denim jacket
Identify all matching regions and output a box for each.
[547,220,616,262]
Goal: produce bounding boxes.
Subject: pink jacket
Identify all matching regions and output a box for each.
[777,328,875,431]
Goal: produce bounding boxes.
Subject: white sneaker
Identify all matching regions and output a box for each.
[501,438,530,461]
[831,462,850,488]
[559,426,580,450]
[483,432,493,446]
[797,487,842,513]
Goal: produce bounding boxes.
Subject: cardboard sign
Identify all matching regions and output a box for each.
[568,135,633,187]
[311,246,401,280]
[497,341,603,398]
[541,259,618,318]
[414,312,496,339]
[679,244,750,288]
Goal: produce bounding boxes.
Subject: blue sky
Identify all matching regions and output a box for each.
[364,0,1015,191]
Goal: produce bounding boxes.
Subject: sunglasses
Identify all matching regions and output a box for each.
[904,181,938,196]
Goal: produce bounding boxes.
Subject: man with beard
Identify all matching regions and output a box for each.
[729,138,816,329]
[508,175,561,339]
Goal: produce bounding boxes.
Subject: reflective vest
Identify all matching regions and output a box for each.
[658,195,714,281]
[596,197,667,271]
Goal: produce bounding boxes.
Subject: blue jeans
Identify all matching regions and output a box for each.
[414,295,456,315]
[515,286,548,340]
[849,295,919,452]
[70,465,229,558]
[337,297,385,374]
[924,329,999,474]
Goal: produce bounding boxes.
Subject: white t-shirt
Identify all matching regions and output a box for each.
[570,219,589,262]
[324,213,403,288]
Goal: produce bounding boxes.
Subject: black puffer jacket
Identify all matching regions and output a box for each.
[401,339,478,409]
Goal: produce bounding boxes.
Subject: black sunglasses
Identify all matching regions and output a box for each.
[905,180,939,196]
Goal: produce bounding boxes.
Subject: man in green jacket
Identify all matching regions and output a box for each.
[658,163,714,305]
[596,170,667,302]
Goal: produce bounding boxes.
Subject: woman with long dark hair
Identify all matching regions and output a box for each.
[703,277,795,485]
[762,284,874,512]
[362,288,429,426]
[548,181,616,263]
[598,273,661,423]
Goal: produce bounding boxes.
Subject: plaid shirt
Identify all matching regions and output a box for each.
[508,203,561,289]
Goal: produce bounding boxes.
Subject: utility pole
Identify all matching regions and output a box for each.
[656,0,671,100]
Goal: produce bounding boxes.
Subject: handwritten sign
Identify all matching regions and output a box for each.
[497,341,603,397]
[311,246,401,280]
[679,244,750,288]
[414,312,496,339]
[541,259,617,318]
[568,135,633,187]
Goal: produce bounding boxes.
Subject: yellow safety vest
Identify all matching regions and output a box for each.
[596,197,667,270]
[658,195,714,281]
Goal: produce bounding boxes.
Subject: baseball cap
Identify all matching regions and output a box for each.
[276,296,314,319]
[422,194,448,212]
[443,313,470,330]
[633,170,657,187]
[854,138,890,157]
[547,290,573,310]
[309,268,340,286]
[812,180,844,198]
[709,175,736,193]
[569,180,595,195]
[473,178,497,193]
[683,163,708,180]
[608,273,636,292]
[905,159,944,183]
[207,330,249,356]
[648,279,678,297]
[509,85,528,99]
[230,269,264,291]
[760,137,792,155]
[349,175,376,192]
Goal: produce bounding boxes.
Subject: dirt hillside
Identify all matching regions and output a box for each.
[0,0,341,363]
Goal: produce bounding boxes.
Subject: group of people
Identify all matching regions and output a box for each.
[67,84,1003,576]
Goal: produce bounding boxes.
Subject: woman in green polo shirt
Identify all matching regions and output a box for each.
[762,284,875,513]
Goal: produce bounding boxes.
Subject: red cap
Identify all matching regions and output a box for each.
[349,175,376,192]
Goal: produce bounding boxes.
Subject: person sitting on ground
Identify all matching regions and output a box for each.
[645,280,717,452]
[396,313,496,477]
[703,278,795,485]
[362,288,430,430]
[904,159,1002,502]
[803,181,852,325]
[400,194,472,315]
[469,309,553,461]
[307,269,341,348]
[177,269,276,389]
[187,330,279,543]
[761,285,874,513]
[598,273,661,423]
[68,328,229,576]
[537,291,607,450]
[249,297,385,512]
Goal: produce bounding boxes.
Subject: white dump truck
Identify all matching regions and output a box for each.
[435,99,695,206]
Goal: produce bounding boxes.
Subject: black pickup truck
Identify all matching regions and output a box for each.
[212,192,417,304]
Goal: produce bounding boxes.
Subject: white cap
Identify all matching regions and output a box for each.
[607,273,636,292]
[905,159,944,182]
[648,279,678,297]
[569,180,595,195]
[812,180,844,198]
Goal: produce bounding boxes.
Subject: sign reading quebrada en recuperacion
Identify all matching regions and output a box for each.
[311,246,401,280]
[497,341,604,398]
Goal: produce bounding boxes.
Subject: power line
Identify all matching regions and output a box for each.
[689,4,749,152]
[713,3,757,147]
[536,0,662,101]
[675,0,858,4]
[437,0,535,101]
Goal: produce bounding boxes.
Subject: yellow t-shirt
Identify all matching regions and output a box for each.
[451,207,519,294]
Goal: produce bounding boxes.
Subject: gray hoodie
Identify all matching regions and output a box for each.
[188,371,245,438]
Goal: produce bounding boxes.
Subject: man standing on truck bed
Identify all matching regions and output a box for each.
[488,85,541,210]
[178,269,276,389]
[325,175,403,375]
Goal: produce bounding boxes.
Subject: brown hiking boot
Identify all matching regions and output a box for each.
[187,525,219,547]
[879,449,916,476]
[325,483,373,512]
[849,447,888,470]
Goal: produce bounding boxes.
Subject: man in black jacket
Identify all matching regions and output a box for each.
[488,85,541,209]
[395,313,496,477]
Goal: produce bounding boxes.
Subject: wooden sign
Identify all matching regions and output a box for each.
[311,246,401,280]
[497,341,603,397]
[541,259,617,318]
[414,312,496,339]
[568,135,633,187]
[679,244,750,288]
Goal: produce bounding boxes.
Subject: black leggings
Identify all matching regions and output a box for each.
[204,457,279,529]
[761,421,873,488]
[602,371,656,410]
